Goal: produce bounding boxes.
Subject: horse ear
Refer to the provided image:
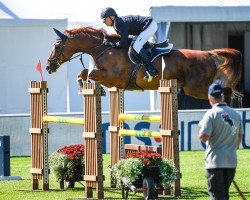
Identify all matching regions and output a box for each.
[53,28,68,41]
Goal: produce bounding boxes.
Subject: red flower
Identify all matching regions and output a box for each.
[126,151,162,167]
[58,144,85,161]
[143,159,149,164]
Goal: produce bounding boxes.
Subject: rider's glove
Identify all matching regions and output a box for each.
[103,39,117,47]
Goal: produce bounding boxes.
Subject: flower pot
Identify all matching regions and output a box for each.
[132,166,160,188]
[65,164,84,182]
[59,164,84,189]
[66,180,75,188]
[59,180,64,189]
[142,166,160,182]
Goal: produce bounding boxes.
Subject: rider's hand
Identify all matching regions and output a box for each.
[103,39,117,47]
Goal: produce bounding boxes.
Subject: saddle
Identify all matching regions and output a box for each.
[125,37,173,91]
[128,37,173,64]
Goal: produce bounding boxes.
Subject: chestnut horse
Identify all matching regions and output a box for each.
[46,26,242,104]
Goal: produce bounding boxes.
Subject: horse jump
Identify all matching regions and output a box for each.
[109,79,181,197]
[46,27,242,105]
[29,81,104,199]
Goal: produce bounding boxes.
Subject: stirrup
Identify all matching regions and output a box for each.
[143,71,158,82]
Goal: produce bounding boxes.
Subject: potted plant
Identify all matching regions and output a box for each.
[49,144,85,189]
[111,151,177,199]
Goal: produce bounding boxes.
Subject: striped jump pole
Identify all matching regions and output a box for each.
[118,113,160,122]
[119,129,161,138]
[119,129,175,138]
[43,116,84,125]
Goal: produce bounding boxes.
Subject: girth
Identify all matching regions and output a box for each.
[125,63,144,92]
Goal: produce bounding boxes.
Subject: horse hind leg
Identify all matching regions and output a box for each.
[232,90,244,108]
[222,87,242,107]
[223,87,232,106]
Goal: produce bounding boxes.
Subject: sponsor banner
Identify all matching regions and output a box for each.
[101,109,250,153]
[0,109,249,156]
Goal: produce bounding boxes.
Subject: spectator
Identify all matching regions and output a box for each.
[199,80,243,200]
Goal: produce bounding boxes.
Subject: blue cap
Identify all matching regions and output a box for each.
[208,80,223,97]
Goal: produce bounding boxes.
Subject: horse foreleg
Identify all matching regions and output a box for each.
[89,69,122,88]
[77,69,88,93]
[77,69,107,96]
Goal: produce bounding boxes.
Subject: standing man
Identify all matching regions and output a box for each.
[199,80,243,200]
[100,7,158,81]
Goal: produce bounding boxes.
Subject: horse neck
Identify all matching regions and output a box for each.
[86,45,108,61]
[73,33,107,60]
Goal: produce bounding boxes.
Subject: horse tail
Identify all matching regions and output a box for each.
[210,48,242,90]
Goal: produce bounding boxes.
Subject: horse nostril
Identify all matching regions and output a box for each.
[46,65,49,71]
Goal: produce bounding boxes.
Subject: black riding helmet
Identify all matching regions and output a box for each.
[101,7,117,19]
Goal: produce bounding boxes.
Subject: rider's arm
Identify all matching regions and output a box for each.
[114,30,129,48]
[113,21,129,48]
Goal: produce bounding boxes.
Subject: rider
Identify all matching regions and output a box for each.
[100,7,158,81]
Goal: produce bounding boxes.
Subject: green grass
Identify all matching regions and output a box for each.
[1,150,249,199]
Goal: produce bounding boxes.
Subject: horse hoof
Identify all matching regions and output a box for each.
[78,87,83,94]
[101,86,106,96]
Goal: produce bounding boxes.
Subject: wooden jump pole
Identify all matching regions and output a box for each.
[109,79,181,197]
[29,81,104,199]
[82,81,104,199]
[108,87,124,187]
[29,81,49,190]
[159,79,181,196]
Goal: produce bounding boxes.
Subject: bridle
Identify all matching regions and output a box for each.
[47,40,68,67]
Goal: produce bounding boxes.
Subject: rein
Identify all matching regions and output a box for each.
[68,53,86,69]
[85,30,112,60]
[73,31,111,67]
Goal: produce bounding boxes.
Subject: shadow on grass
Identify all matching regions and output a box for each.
[16,187,250,199]
[15,189,66,192]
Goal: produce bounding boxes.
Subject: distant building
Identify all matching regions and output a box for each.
[151,3,250,109]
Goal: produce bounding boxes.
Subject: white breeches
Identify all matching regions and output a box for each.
[133,20,158,53]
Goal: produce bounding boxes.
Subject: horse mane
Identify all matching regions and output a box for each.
[64,26,106,38]
[64,26,122,40]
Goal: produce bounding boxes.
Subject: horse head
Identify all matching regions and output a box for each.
[46,27,109,74]
[46,28,73,74]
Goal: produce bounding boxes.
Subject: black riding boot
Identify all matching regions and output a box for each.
[139,49,158,81]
